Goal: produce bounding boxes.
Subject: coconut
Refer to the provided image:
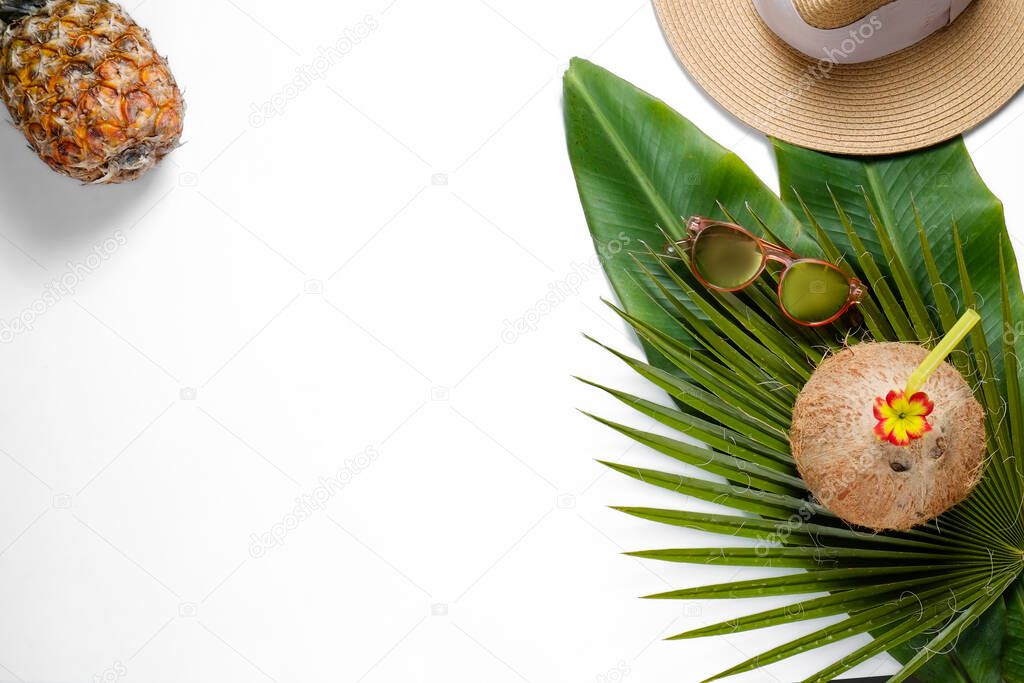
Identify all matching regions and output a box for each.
[790,342,986,531]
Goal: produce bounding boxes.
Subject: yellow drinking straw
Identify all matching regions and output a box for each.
[904,309,981,396]
[873,309,980,446]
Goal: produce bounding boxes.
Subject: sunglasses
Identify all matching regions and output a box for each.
[666,216,865,327]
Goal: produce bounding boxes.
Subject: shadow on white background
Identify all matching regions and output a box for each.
[0,121,172,261]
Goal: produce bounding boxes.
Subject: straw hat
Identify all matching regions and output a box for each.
[652,0,1024,154]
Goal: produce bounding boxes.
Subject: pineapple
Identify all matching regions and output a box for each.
[0,0,183,183]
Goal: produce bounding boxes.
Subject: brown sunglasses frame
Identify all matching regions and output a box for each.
[668,216,865,327]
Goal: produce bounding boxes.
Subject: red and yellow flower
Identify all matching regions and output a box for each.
[873,390,934,446]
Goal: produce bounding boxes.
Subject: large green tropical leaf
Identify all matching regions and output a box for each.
[565,58,1024,682]
[563,57,816,361]
[1006,576,1024,683]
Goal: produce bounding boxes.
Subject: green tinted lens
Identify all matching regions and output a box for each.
[780,262,851,324]
[692,224,764,289]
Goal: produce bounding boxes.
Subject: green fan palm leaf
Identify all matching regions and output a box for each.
[565,58,1024,681]
[593,218,1024,680]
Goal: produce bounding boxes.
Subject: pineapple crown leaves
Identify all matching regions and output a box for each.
[584,194,1024,683]
[0,0,46,26]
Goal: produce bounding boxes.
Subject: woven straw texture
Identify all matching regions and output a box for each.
[652,0,1024,154]
[792,0,895,29]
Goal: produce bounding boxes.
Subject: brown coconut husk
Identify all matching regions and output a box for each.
[790,342,986,531]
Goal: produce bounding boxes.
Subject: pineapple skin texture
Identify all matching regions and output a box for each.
[0,0,183,183]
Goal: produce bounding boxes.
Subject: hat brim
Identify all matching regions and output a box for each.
[653,0,1024,155]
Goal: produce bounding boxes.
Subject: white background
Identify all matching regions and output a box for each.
[0,1,1022,682]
